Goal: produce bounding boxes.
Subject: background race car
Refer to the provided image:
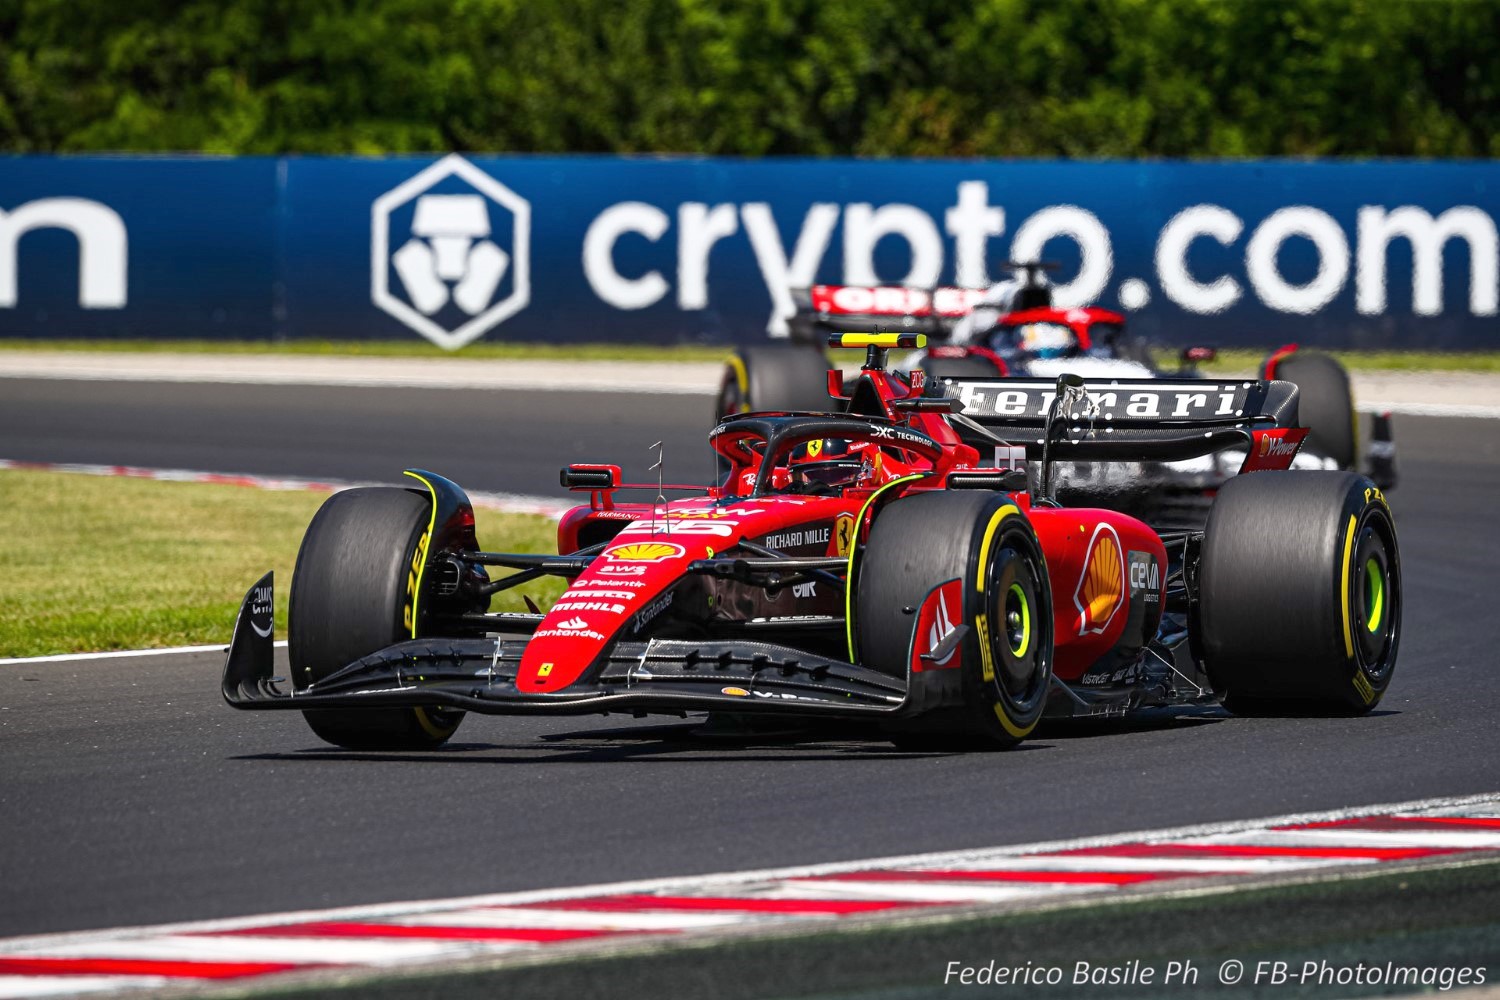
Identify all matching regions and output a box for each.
[717,263,1397,523]
[226,335,1401,752]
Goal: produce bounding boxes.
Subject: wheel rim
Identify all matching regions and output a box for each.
[988,538,1049,701]
[1005,582,1031,658]
[1363,556,1385,633]
[1351,515,1398,673]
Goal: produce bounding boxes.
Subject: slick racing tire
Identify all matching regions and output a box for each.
[289,487,465,750]
[856,491,1053,749]
[1198,471,1399,715]
[716,345,832,419]
[1267,350,1357,470]
[919,355,1004,381]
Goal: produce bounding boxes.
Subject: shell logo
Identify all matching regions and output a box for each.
[1072,524,1125,635]
[607,542,686,562]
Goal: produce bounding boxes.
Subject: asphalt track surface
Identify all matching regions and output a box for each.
[2,377,1499,941]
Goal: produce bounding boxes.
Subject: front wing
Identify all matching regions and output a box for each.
[222,574,908,719]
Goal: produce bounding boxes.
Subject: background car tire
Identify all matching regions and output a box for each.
[856,491,1053,749]
[919,355,1005,381]
[1198,470,1399,715]
[290,487,465,749]
[716,345,832,419]
[1267,350,1358,470]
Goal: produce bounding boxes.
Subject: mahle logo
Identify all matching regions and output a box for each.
[371,155,531,350]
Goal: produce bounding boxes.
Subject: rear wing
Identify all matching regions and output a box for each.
[787,285,987,343]
[933,376,1301,462]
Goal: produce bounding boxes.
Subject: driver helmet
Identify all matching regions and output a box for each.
[787,438,865,491]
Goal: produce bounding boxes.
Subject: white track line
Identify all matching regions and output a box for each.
[1359,400,1500,419]
[0,643,285,667]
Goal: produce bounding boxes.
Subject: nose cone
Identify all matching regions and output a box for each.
[516,537,712,693]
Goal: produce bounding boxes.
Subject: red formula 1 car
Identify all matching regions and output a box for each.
[224,334,1401,751]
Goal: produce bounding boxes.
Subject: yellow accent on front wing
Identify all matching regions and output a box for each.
[1340,512,1357,659]
[844,474,928,662]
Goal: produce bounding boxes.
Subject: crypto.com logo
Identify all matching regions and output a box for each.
[371,155,530,349]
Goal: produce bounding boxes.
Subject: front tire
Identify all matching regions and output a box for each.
[920,355,1005,381]
[289,487,465,749]
[856,491,1053,749]
[1198,471,1399,714]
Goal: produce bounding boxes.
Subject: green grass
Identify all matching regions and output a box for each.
[0,338,735,363]
[4,338,1498,372]
[0,470,566,659]
[1198,348,1500,374]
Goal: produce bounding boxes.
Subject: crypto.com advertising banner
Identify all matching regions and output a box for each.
[0,155,1495,348]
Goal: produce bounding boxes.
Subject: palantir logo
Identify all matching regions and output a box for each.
[371,155,530,350]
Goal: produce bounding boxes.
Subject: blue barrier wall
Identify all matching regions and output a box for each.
[1,155,1496,349]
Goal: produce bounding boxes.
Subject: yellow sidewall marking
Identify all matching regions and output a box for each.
[845,474,927,661]
[412,706,457,739]
[974,503,1032,738]
[975,505,1020,595]
[977,614,994,682]
[726,355,750,412]
[402,471,440,640]
[1340,512,1357,659]
[993,702,1038,740]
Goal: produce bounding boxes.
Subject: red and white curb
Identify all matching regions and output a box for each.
[1,793,1497,998]
[0,460,573,520]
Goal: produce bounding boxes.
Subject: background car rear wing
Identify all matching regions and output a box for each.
[787,285,985,342]
[933,376,1302,462]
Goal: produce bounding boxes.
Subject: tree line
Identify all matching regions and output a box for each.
[2,0,1496,157]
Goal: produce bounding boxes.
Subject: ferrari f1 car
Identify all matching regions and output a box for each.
[717,265,1397,513]
[224,334,1401,751]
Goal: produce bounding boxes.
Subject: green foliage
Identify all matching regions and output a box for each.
[0,469,564,657]
[1,0,1496,156]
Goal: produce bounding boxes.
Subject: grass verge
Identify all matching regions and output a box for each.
[1195,347,1500,374]
[3,339,1500,372]
[0,338,734,363]
[0,470,566,659]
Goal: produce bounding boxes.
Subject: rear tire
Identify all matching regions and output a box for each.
[1198,471,1399,714]
[289,487,465,749]
[1268,350,1357,469]
[920,355,1004,381]
[856,492,1053,749]
[716,345,831,419]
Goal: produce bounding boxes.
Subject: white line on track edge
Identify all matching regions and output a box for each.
[0,642,285,667]
[3,790,1497,954]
